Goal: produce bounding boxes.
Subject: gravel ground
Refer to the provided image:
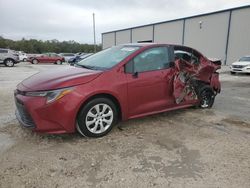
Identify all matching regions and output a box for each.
[0,63,249,188]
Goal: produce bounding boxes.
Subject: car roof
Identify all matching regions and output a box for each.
[120,43,173,48]
[121,43,157,46]
[118,43,196,49]
[117,43,202,56]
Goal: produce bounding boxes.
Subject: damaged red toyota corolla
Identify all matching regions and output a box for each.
[14,44,221,137]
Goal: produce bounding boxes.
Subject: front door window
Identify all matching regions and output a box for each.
[134,47,170,73]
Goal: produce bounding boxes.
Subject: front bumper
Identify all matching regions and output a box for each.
[230,66,250,73]
[15,110,35,128]
[14,88,84,134]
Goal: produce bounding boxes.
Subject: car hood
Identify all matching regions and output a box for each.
[232,61,250,66]
[19,66,102,91]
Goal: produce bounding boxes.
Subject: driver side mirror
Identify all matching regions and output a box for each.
[132,71,138,78]
[124,60,139,78]
[124,60,134,74]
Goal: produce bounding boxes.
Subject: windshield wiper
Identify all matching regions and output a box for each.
[75,64,108,71]
[75,64,94,69]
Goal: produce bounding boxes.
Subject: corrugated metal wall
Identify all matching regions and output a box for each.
[184,12,230,62]
[154,20,183,44]
[102,6,250,65]
[131,26,153,43]
[116,30,131,45]
[227,7,250,64]
[102,32,115,49]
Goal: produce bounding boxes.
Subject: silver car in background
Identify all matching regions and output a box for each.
[58,53,76,62]
[0,48,19,67]
[230,56,250,74]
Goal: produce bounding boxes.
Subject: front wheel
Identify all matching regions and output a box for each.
[230,71,236,75]
[199,86,215,108]
[32,59,38,64]
[56,60,62,64]
[4,59,15,67]
[76,98,118,137]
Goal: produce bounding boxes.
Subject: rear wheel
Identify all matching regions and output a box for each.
[199,86,215,108]
[4,59,15,67]
[76,98,118,137]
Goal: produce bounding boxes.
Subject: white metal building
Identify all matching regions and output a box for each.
[102,5,250,65]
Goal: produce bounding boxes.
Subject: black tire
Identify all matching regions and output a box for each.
[76,98,118,137]
[198,85,215,109]
[4,59,15,67]
[23,58,27,62]
[32,59,38,64]
[230,71,236,75]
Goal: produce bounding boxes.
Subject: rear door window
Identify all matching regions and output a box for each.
[0,49,8,53]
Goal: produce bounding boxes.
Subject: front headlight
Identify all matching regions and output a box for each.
[25,87,74,104]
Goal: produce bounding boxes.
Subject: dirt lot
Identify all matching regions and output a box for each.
[0,63,249,188]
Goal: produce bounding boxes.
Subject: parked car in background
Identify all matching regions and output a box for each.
[75,52,86,56]
[28,53,65,64]
[59,53,75,62]
[15,44,221,138]
[230,56,250,74]
[17,51,28,62]
[27,54,40,58]
[0,48,19,67]
[68,53,93,65]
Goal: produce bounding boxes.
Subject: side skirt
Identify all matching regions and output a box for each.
[127,103,195,120]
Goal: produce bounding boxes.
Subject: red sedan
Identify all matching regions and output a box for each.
[28,53,65,64]
[15,44,221,137]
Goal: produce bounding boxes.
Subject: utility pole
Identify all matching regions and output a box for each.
[93,13,96,53]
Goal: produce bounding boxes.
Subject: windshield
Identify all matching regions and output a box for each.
[239,57,250,62]
[76,46,140,70]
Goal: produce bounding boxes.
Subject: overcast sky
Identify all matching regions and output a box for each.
[0,0,250,44]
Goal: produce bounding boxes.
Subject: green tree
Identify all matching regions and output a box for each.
[0,37,102,54]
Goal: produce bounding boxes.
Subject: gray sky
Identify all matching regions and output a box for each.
[0,0,250,44]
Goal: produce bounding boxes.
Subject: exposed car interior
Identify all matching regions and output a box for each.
[174,49,200,65]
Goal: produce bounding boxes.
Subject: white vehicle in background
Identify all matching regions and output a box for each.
[17,51,28,62]
[230,56,250,74]
[58,53,76,62]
